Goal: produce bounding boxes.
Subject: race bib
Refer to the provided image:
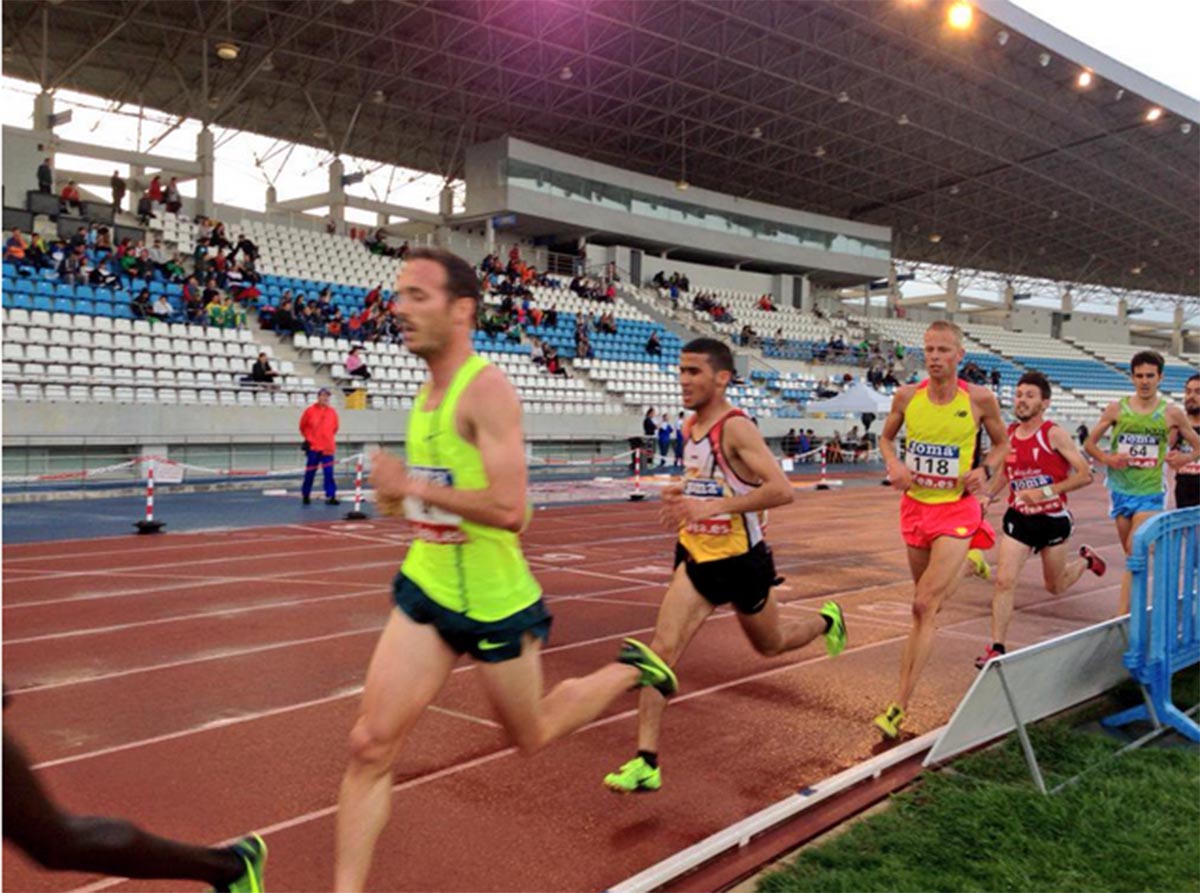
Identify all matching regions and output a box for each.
[404,466,467,543]
[1117,433,1160,469]
[905,441,961,490]
[1180,443,1200,475]
[1009,473,1063,514]
[682,476,732,536]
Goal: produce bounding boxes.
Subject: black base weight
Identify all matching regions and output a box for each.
[134,520,166,534]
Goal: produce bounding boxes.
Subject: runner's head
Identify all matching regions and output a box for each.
[679,338,734,410]
[395,247,480,358]
[1129,350,1164,399]
[922,321,965,383]
[1013,371,1051,422]
[1186,373,1200,418]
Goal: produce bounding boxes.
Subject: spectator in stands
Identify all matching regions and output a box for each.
[990,368,1002,390]
[26,232,53,270]
[89,258,118,288]
[131,288,153,319]
[164,178,182,215]
[273,298,298,334]
[300,301,323,336]
[37,157,53,194]
[93,226,112,256]
[530,337,545,366]
[398,240,409,259]
[545,304,558,328]
[645,331,662,356]
[151,294,174,322]
[545,344,567,376]
[58,245,85,286]
[299,388,340,505]
[327,308,345,338]
[110,170,126,213]
[740,324,757,347]
[782,429,797,457]
[248,352,278,387]
[204,291,226,326]
[326,217,338,235]
[798,429,811,457]
[60,181,84,215]
[1076,423,1089,447]
[233,233,258,263]
[164,252,187,282]
[4,228,27,266]
[148,175,164,204]
[136,192,156,225]
[576,329,594,360]
[345,345,371,380]
[758,294,777,312]
[211,222,231,251]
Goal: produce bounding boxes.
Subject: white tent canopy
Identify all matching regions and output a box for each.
[805,379,892,414]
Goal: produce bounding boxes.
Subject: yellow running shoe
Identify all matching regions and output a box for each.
[873,702,906,740]
[967,548,991,581]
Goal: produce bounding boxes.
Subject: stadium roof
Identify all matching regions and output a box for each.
[4,0,1198,298]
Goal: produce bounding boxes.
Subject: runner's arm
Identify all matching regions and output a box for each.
[1165,405,1200,469]
[878,386,915,489]
[373,370,529,532]
[963,388,1009,495]
[1084,402,1123,467]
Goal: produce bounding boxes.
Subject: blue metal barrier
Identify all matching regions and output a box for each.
[1102,507,1200,741]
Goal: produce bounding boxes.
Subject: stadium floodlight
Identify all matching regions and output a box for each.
[215,41,239,61]
[559,65,574,81]
[1182,122,1193,135]
[897,113,910,126]
[372,90,386,104]
[1077,70,1093,88]
[929,233,943,243]
[996,29,1009,46]
[1146,107,1163,122]
[1038,52,1051,67]
[836,91,850,103]
[814,145,826,157]
[675,179,689,191]
[947,1,972,30]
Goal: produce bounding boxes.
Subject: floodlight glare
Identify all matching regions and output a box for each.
[215,41,239,61]
[1077,70,1092,88]
[1146,107,1163,122]
[947,2,972,30]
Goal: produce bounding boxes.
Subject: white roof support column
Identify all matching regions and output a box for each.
[196,127,214,217]
[1172,304,1185,356]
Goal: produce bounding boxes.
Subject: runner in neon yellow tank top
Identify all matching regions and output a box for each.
[873,320,1010,740]
[334,248,677,893]
[1084,350,1200,615]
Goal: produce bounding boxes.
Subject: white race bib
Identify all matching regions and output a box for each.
[404,466,467,543]
[682,476,732,536]
[905,441,961,490]
[1117,433,1160,469]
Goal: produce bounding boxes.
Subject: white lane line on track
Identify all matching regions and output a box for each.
[10,584,660,693]
[2,560,403,610]
[3,588,386,646]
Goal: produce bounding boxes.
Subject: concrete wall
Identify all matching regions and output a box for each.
[3,126,45,208]
[1008,306,1129,342]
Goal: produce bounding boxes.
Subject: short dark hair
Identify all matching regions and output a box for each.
[405,246,481,305]
[1130,350,1164,374]
[682,337,734,373]
[1187,373,1200,386]
[1016,371,1052,400]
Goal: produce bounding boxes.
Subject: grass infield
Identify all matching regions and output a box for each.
[757,674,1200,893]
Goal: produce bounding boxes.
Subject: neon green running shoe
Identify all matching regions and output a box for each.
[967,548,992,581]
[223,834,267,893]
[873,702,906,740]
[604,756,662,793]
[819,601,847,657]
[617,638,678,696]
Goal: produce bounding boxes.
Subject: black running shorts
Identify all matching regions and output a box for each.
[673,541,777,615]
[1002,508,1073,553]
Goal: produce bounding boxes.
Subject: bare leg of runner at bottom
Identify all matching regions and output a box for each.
[1115,511,1156,615]
[897,535,973,711]
[635,565,828,755]
[3,733,246,886]
[335,610,645,893]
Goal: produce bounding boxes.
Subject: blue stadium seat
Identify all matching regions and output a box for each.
[53,297,75,313]
[14,294,33,310]
[2,262,17,278]
[35,281,56,298]
[32,296,53,312]
[75,300,96,315]
[13,278,35,295]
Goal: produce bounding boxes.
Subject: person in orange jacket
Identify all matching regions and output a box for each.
[300,388,340,505]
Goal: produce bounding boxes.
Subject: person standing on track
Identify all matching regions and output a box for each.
[1171,373,1200,509]
[975,372,1106,669]
[874,320,1008,740]
[334,247,676,892]
[602,338,846,794]
[299,388,339,506]
[1083,351,1200,614]
[3,697,266,892]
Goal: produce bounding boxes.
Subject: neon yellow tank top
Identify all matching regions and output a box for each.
[401,355,540,621]
[903,380,977,505]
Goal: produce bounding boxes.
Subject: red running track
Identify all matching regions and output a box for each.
[2,488,1122,892]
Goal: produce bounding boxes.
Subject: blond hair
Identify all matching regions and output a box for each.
[925,320,964,346]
